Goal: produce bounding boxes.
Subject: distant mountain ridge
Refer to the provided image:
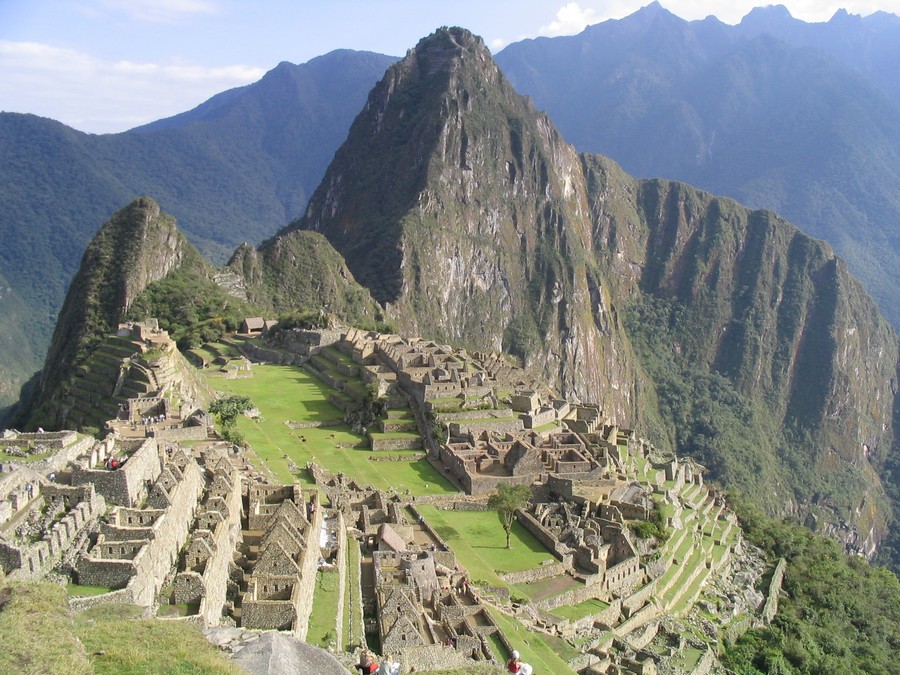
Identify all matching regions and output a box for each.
[494,2,900,332]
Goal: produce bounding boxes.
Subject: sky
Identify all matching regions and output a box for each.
[1,0,899,134]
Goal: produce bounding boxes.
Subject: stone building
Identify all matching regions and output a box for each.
[238,483,322,639]
[438,429,597,495]
[76,451,205,606]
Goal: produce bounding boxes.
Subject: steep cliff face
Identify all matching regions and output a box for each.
[582,158,897,554]
[273,27,898,557]
[24,197,194,428]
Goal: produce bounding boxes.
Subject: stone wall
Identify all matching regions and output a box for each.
[0,484,106,579]
[369,436,423,452]
[130,458,205,605]
[294,493,324,640]
[604,556,642,596]
[535,578,606,611]
[76,458,205,605]
[450,418,523,437]
[516,510,572,561]
[333,512,347,649]
[434,408,515,423]
[622,579,657,614]
[185,468,244,627]
[499,561,570,585]
[153,425,209,442]
[762,558,787,624]
[72,437,162,506]
[398,643,480,673]
[467,473,534,496]
[68,588,135,612]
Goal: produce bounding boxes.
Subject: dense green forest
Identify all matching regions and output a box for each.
[723,498,900,674]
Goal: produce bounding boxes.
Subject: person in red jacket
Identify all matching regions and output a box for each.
[507,649,534,675]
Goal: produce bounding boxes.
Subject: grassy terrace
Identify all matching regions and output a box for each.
[0,581,241,675]
[487,607,578,674]
[512,574,580,603]
[549,597,610,621]
[210,363,454,494]
[307,570,340,648]
[414,505,554,586]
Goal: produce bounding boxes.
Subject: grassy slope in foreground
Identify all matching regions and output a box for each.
[0,580,241,675]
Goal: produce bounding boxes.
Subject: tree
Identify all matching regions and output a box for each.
[488,484,532,549]
[208,395,252,430]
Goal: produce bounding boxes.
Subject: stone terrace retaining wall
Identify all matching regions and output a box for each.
[369,436,423,451]
[535,578,605,612]
[499,561,569,585]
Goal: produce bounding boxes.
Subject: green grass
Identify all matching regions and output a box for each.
[67,583,113,597]
[75,603,243,674]
[0,451,52,462]
[549,597,610,621]
[415,505,554,585]
[0,580,241,675]
[486,607,577,674]
[307,570,340,648]
[209,363,456,494]
[0,580,92,675]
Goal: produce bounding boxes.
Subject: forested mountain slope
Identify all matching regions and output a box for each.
[0,50,396,416]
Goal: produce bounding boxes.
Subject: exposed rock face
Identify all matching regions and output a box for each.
[275,27,898,557]
[25,197,192,428]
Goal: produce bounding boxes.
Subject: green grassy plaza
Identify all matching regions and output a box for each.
[208,363,455,494]
[413,505,555,586]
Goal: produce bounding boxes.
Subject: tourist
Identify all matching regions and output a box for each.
[507,650,533,675]
[25,482,33,499]
[354,649,379,674]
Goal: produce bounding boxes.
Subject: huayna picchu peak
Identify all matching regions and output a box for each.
[3,20,900,675]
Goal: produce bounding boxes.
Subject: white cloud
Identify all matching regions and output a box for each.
[97,0,219,23]
[538,2,600,36]
[489,38,508,52]
[0,41,264,133]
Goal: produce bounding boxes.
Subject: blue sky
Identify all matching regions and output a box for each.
[2,0,899,133]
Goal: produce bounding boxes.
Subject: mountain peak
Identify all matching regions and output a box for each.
[739,4,796,29]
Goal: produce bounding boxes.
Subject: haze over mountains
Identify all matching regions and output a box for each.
[2,2,900,433]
